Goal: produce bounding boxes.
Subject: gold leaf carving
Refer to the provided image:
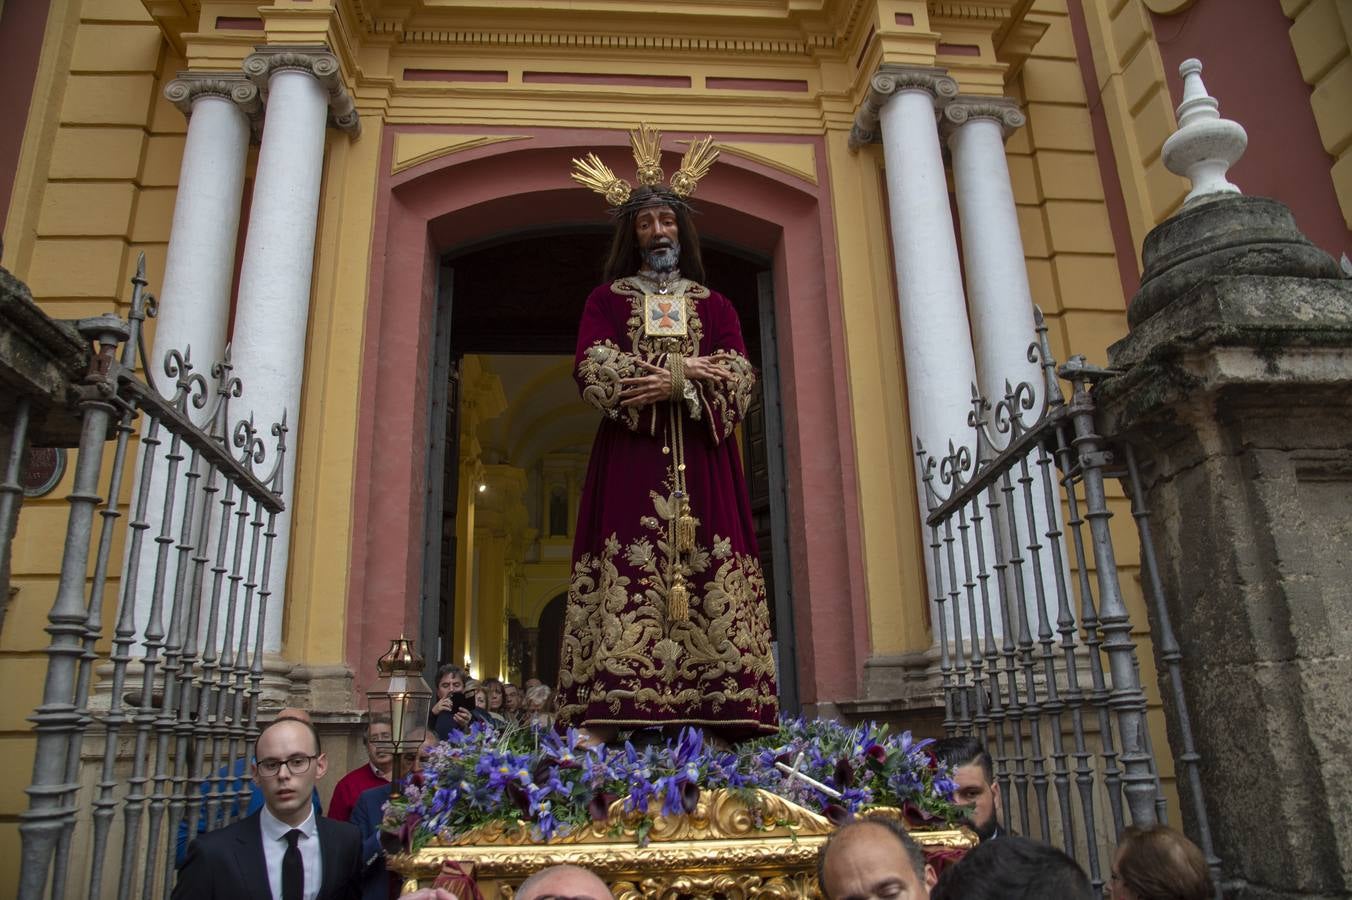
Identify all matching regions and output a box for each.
[389,790,974,897]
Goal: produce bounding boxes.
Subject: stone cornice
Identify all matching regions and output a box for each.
[242,45,361,138]
[848,65,959,151]
[940,95,1026,140]
[163,72,265,140]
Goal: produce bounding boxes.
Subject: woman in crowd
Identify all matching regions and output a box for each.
[525,684,554,730]
[1110,825,1212,900]
[480,677,509,727]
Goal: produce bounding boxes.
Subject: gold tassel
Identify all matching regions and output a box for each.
[675,500,696,553]
[669,575,689,622]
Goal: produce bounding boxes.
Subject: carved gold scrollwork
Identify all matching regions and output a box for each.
[390,790,975,897]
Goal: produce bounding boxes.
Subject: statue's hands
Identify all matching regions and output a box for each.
[620,359,674,407]
[683,353,734,384]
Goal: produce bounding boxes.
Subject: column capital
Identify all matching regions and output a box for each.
[849,65,959,151]
[164,72,264,136]
[941,96,1027,141]
[242,45,360,138]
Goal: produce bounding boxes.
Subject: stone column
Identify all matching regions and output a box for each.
[943,98,1038,406]
[126,74,259,640]
[856,66,977,460]
[157,75,259,384]
[230,47,359,653]
[944,97,1065,641]
[849,67,993,688]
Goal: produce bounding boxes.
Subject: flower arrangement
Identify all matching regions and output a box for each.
[383,718,964,852]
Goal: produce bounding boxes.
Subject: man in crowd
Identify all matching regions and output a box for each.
[932,736,1005,841]
[515,865,612,900]
[817,818,937,900]
[351,729,441,900]
[328,714,393,822]
[176,706,326,864]
[930,836,1094,899]
[173,716,362,899]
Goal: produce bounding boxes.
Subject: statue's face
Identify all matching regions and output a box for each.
[634,204,680,273]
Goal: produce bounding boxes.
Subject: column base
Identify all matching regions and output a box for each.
[832,649,946,736]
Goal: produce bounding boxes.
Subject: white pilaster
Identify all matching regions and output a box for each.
[229,47,358,652]
[944,99,1039,408]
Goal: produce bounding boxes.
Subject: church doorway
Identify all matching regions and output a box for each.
[419,227,798,712]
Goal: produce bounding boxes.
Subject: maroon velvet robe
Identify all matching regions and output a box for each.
[554,275,780,736]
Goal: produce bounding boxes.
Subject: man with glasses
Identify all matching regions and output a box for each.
[175,706,326,864]
[329,714,394,822]
[173,715,363,900]
[351,730,442,900]
[514,864,612,900]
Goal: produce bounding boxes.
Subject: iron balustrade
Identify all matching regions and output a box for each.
[15,256,287,900]
[915,309,1220,895]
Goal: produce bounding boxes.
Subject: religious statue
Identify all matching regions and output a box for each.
[554,124,780,743]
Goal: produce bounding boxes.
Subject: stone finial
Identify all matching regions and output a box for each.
[1162,58,1247,206]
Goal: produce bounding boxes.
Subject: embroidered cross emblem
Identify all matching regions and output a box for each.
[643,292,689,337]
[653,300,680,329]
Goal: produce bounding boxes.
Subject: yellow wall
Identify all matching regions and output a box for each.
[1079,0,1186,266]
[1285,0,1352,230]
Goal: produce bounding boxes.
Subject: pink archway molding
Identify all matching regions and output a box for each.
[347,125,870,711]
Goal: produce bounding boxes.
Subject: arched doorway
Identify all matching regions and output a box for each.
[348,131,870,713]
[535,592,567,690]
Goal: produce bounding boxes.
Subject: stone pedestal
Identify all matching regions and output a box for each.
[1097,195,1352,898]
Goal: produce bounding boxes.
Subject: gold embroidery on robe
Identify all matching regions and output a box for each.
[555,487,778,725]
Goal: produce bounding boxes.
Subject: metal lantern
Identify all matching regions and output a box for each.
[366,635,434,797]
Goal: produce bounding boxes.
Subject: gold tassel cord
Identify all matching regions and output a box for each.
[675,498,696,554]
[665,372,695,623]
[668,575,689,622]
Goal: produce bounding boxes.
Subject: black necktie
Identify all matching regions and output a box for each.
[282,828,304,900]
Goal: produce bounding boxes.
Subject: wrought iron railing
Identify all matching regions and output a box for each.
[15,256,287,900]
[916,310,1220,894]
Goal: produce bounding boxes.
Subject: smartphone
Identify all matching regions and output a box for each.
[451,691,476,712]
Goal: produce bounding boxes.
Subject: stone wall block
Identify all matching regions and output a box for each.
[1099,192,1352,897]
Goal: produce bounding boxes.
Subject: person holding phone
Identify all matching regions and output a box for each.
[428,664,474,738]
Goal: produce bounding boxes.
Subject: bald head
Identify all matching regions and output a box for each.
[276,707,313,724]
[819,820,935,900]
[515,865,610,900]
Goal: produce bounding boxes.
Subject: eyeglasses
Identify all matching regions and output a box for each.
[256,755,318,777]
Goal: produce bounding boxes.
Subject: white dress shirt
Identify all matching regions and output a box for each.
[259,805,323,900]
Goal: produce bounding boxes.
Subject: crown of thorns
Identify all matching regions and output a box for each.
[570,123,719,214]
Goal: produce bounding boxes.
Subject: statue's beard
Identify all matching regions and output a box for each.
[642,237,681,274]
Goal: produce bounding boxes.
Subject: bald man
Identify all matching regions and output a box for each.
[817,819,937,900]
[515,864,612,900]
[176,708,326,864]
[173,716,362,900]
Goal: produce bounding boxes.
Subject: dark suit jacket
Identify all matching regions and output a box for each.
[172,811,362,900]
[350,784,396,900]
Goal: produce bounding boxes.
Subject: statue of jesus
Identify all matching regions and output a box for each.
[554,126,780,744]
